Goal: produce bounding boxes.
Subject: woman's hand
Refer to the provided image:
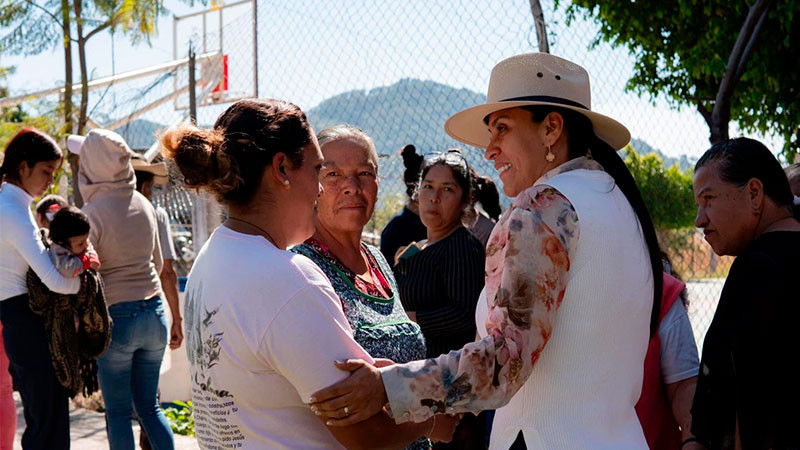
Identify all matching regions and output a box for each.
[169,317,184,349]
[309,359,388,426]
[429,414,462,443]
[373,358,395,368]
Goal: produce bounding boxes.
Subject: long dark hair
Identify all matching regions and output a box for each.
[521,105,663,336]
[697,137,799,220]
[0,127,63,183]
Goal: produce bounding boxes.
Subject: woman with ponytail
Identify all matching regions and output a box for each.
[310,53,662,449]
[690,138,800,450]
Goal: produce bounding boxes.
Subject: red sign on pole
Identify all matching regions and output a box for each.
[212,54,229,94]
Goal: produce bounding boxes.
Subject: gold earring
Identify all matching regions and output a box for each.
[545,143,555,162]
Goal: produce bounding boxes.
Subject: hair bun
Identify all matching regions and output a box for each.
[161,125,226,190]
[400,144,423,186]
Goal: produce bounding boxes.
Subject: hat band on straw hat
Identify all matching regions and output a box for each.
[501,95,589,110]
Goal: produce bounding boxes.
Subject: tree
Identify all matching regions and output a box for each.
[562,0,800,162]
[0,1,68,125]
[71,0,174,134]
[622,146,696,231]
[529,0,550,53]
[1,0,189,204]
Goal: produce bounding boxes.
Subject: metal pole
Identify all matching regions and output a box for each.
[219,7,224,53]
[188,46,197,124]
[173,16,178,102]
[252,0,258,97]
[203,14,207,54]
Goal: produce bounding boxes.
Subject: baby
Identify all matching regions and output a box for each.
[47,206,101,278]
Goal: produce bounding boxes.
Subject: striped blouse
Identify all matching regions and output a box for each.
[393,226,486,358]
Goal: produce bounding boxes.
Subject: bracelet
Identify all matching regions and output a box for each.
[425,416,436,439]
[681,437,703,449]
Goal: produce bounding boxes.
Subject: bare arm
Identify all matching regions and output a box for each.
[322,412,430,450]
[665,376,698,441]
[160,258,183,349]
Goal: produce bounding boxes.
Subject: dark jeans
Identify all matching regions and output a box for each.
[0,294,70,450]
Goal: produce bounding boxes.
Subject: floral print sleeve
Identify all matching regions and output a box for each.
[380,183,580,423]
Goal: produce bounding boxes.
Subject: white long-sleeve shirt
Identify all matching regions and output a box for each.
[0,182,79,300]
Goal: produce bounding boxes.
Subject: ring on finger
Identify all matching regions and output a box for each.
[343,406,351,417]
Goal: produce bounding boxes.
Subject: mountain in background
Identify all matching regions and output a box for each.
[110,80,695,210]
[306,78,695,207]
[307,78,494,205]
[629,138,696,172]
[114,119,165,150]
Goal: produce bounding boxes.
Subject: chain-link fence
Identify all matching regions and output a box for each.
[6,0,732,349]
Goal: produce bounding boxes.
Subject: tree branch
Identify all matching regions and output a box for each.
[715,0,773,114]
[711,0,773,143]
[697,102,713,129]
[529,0,550,53]
[83,20,112,42]
[23,0,62,27]
[734,5,769,82]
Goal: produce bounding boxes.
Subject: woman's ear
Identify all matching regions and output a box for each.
[18,160,31,180]
[269,152,291,188]
[542,112,565,145]
[746,177,764,214]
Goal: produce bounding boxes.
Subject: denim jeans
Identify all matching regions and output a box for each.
[98,296,174,450]
[0,294,70,450]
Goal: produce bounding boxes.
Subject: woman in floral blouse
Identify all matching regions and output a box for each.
[309,53,664,449]
[292,124,460,448]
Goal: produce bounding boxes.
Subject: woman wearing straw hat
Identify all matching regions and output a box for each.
[309,52,663,449]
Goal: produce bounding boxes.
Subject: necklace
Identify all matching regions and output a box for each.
[227,216,280,248]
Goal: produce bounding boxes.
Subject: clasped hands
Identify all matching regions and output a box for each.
[309,358,461,443]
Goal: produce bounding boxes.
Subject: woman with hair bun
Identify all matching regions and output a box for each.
[691,137,800,450]
[162,99,455,449]
[380,144,428,264]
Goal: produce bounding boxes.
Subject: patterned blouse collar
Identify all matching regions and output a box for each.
[534,156,604,186]
[303,237,393,299]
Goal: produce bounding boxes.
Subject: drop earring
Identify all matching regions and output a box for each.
[545,143,555,162]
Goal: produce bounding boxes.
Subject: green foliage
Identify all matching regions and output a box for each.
[1,65,63,146]
[163,400,195,436]
[366,192,404,236]
[562,0,800,161]
[0,1,62,56]
[623,146,696,230]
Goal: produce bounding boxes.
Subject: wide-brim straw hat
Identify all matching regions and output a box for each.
[130,153,169,186]
[445,52,631,150]
[68,133,169,185]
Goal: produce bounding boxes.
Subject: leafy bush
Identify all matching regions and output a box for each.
[163,400,195,436]
[623,146,696,230]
